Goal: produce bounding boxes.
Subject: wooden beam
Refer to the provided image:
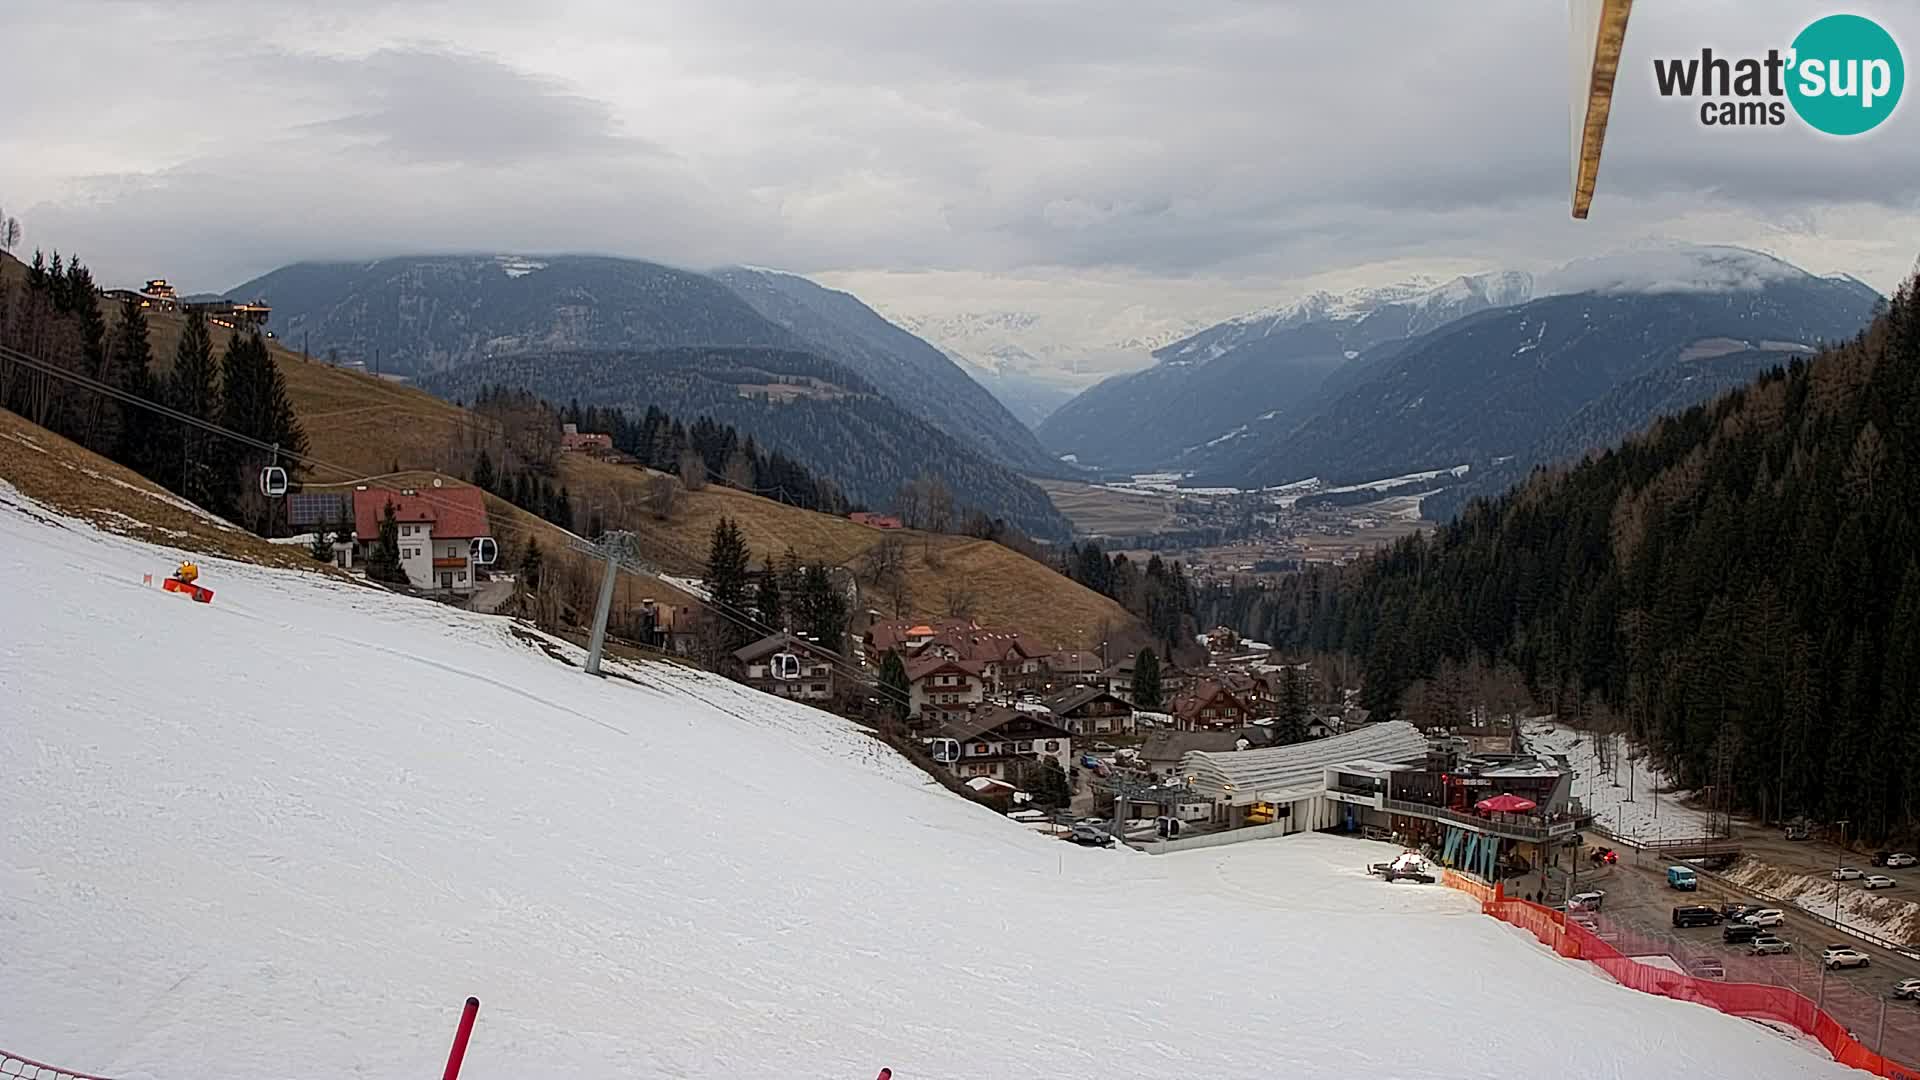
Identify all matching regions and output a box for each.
[1570,0,1635,219]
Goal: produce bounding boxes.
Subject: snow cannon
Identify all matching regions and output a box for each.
[162,561,215,603]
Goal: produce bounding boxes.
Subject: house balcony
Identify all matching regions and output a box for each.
[1380,798,1586,843]
[433,556,468,570]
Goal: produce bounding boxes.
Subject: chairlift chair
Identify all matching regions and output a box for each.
[771,651,802,681]
[469,536,498,566]
[259,465,289,498]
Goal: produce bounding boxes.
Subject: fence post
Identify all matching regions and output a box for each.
[1878,996,1888,1055]
[442,996,480,1080]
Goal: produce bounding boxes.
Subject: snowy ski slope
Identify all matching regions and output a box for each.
[0,486,1856,1079]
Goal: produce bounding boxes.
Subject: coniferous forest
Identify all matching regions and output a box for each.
[0,250,307,534]
[1227,273,1920,839]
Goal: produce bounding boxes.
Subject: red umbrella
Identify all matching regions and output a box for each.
[1476,793,1537,813]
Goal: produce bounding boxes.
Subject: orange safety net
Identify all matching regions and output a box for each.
[1467,897,1920,1080]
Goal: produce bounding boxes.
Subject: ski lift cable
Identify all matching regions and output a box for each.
[1,343,911,705]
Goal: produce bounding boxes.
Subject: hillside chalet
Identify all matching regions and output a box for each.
[351,486,492,594]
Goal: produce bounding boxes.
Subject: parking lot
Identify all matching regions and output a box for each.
[1571,847,1920,1066]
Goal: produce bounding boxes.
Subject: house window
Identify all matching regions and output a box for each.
[1017,741,1032,752]
[1045,740,1059,752]
[809,683,826,694]
[974,743,990,755]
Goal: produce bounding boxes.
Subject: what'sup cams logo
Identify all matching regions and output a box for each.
[1653,13,1903,134]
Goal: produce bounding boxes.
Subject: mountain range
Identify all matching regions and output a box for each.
[1036,271,1537,472]
[1186,250,1882,494]
[1036,247,1882,521]
[230,255,1072,536]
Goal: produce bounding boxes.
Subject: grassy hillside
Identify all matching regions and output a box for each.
[122,299,1134,645]
[0,406,333,574]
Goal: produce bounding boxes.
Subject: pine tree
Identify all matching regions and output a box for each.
[799,564,848,652]
[310,524,335,562]
[520,537,545,594]
[1133,648,1163,710]
[704,517,753,649]
[364,501,409,585]
[879,648,911,728]
[755,553,785,632]
[167,308,227,513]
[1277,666,1310,745]
[472,449,497,494]
[107,295,160,479]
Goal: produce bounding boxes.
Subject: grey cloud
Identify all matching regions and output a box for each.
[8,0,1920,303]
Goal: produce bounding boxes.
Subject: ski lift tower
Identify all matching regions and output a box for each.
[1569,0,1634,218]
[570,530,639,677]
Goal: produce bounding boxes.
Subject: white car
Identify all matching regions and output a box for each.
[1889,854,1918,868]
[1751,936,1793,955]
[1824,947,1871,969]
[1864,875,1898,890]
[1893,979,1920,1000]
[1833,867,1864,881]
[1744,908,1786,927]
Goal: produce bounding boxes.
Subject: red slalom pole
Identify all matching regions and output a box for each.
[442,996,480,1080]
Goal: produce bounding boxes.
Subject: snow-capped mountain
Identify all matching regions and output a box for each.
[1036,271,1536,472]
[1158,271,1535,367]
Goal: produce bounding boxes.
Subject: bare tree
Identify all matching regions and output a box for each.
[885,572,913,618]
[860,535,906,584]
[724,446,754,489]
[942,581,978,619]
[649,474,682,520]
[679,449,708,491]
[0,214,19,254]
[925,474,954,534]
[894,479,925,530]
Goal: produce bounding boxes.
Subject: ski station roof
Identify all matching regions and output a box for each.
[1180,721,1430,805]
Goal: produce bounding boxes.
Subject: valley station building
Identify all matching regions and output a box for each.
[1157,720,1591,876]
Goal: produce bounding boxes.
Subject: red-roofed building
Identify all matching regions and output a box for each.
[906,656,988,719]
[560,423,613,454]
[351,485,492,593]
[1171,680,1254,733]
[848,511,903,529]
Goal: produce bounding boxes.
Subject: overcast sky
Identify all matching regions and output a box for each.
[4,0,1918,361]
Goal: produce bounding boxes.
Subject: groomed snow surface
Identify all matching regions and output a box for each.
[0,487,1857,1079]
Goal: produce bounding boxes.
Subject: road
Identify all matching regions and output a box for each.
[1728,820,1920,910]
[1577,846,1920,1066]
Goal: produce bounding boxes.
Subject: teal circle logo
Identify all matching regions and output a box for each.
[1787,14,1903,135]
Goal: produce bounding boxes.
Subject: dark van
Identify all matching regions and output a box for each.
[1673,905,1723,928]
[1723,921,1762,944]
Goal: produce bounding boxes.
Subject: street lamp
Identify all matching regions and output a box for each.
[1834,819,1851,929]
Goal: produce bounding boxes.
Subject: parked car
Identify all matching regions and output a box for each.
[1874,850,1893,867]
[1865,875,1898,889]
[1069,822,1115,847]
[1751,936,1793,955]
[1570,890,1607,911]
[1834,867,1865,881]
[1888,854,1918,868]
[1824,947,1872,969]
[1723,922,1762,944]
[1673,905,1723,928]
[1893,979,1920,1000]
[1744,909,1786,927]
[1092,741,1116,752]
[1720,902,1755,920]
[1785,824,1811,841]
[1667,865,1698,890]
[1589,846,1618,865]
[1690,958,1727,981]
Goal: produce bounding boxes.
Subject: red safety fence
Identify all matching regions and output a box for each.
[2,1050,116,1080]
[1439,872,1920,1080]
